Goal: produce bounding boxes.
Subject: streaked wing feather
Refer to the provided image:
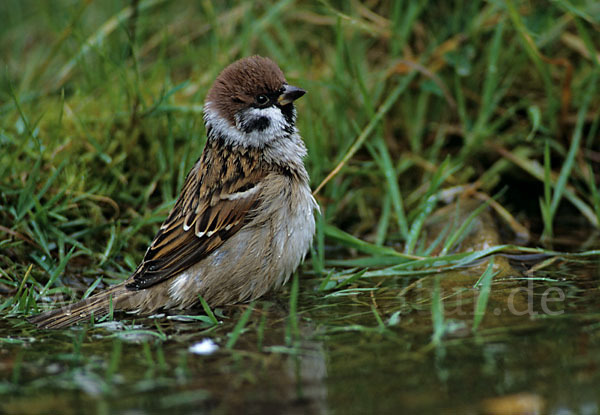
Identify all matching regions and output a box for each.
[126,148,265,290]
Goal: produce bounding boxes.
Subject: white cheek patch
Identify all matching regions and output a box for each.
[203,102,291,147]
[235,106,287,137]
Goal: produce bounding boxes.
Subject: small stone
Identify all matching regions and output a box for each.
[188,338,219,355]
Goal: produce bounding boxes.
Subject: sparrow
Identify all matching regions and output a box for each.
[29,55,318,329]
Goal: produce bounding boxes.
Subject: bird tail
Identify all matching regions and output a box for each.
[28,284,133,329]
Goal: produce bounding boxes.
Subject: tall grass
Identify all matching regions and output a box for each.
[0,1,598,326]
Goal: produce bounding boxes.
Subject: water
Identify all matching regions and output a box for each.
[1,256,599,414]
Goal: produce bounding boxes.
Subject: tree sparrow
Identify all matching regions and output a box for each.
[29,56,318,329]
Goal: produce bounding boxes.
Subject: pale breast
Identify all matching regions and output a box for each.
[166,173,317,308]
[261,174,318,289]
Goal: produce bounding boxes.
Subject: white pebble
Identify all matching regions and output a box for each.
[188,338,219,355]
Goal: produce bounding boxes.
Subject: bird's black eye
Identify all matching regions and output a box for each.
[255,94,269,106]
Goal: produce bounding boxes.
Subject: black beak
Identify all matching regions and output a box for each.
[278,84,306,106]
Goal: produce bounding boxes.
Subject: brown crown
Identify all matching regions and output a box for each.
[206,56,287,125]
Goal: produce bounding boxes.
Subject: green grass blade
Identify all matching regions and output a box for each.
[550,71,597,217]
[324,224,416,259]
[285,273,300,346]
[430,276,444,345]
[198,294,219,325]
[226,303,254,350]
[472,257,497,331]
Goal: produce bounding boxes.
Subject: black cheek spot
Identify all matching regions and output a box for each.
[280,104,295,125]
[242,116,270,133]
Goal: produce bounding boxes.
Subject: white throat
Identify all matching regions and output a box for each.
[203,101,308,168]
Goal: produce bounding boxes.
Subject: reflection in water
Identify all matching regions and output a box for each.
[1,258,600,415]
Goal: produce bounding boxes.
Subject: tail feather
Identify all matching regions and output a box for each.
[28,284,132,329]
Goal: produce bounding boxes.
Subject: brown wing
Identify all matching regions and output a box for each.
[126,143,267,290]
